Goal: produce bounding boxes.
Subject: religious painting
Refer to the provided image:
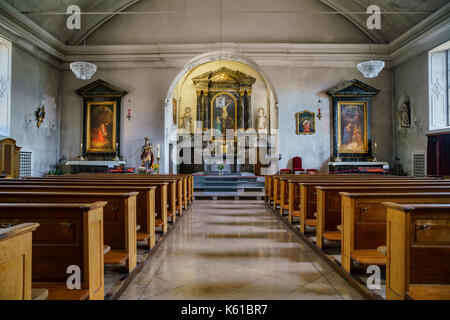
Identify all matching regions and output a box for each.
[86,101,117,153]
[296,110,316,135]
[211,92,237,140]
[337,101,368,153]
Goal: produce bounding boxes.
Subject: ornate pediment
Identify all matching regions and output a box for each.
[192,67,256,86]
[75,79,128,98]
[326,79,380,97]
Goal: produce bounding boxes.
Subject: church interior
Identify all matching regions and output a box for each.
[0,0,449,303]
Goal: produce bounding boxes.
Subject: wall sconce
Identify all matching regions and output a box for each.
[316,98,323,120]
[126,98,132,121]
[35,106,45,127]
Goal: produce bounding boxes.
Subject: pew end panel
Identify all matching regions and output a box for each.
[0,223,39,300]
[384,202,450,300]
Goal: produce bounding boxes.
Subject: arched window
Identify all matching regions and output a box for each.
[0,36,11,137]
[429,41,450,131]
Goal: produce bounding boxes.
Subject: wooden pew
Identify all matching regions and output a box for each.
[316,184,450,248]
[383,203,450,300]
[293,178,447,232]
[16,179,170,234]
[0,223,39,300]
[47,174,182,214]
[55,173,190,213]
[0,191,138,274]
[0,202,106,300]
[340,192,450,273]
[0,184,157,249]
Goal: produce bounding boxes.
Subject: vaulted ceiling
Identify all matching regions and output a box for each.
[3,0,448,45]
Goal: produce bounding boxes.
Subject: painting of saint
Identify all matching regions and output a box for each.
[86,101,116,153]
[296,110,315,135]
[338,102,367,153]
[211,93,236,140]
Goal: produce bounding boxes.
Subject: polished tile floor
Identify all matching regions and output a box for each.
[119,200,364,300]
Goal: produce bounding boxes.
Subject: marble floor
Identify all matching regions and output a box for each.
[118,200,364,300]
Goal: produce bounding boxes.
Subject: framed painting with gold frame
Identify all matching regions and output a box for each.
[337,101,368,154]
[210,92,237,142]
[296,110,316,135]
[86,101,117,154]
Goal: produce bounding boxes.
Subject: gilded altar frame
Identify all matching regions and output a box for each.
[337,101,368,154]
[86,100,117,154]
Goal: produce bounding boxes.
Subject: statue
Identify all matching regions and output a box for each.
[181,107,193,132]
[140,137,154,170]
[257,107,268,132]
[399,102,411,128]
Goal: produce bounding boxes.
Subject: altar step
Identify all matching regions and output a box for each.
[194,175,265,198]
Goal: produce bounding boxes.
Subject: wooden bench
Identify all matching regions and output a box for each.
[340,192,450,273]
[315,184,450,248]
[0,223,39,300]
[57,173,190,213]
[17,179,170,234]
[0,191,138,274]
[292,178,437,232]
[0,184,157,249]
[384,203,450,300]
[0,202,106,300]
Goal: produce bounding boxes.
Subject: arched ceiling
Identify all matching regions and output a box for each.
[3,0,448,45]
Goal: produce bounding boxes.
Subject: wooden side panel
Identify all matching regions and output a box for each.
[0,232,33,300]
[341,196,354,273]
[386,208,408,300]
[125,196,137,273]
[84,206,104,300]
[316,189,325,248]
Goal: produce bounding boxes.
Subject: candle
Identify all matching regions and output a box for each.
[157,144,160,158]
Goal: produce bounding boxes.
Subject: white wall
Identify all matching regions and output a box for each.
[264,65,393,171]
[61,67,179,171]
[60,60,393,173]
[10,45,61,176]
[392,52,430,175]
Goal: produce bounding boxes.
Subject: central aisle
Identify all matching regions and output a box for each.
[119,200,363,300]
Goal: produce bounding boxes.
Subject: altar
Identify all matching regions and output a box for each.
[65,160,126,174]
[328,161,389,174]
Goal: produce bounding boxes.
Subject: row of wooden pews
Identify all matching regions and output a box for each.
[265,173,450,300]
[0,173,193,300]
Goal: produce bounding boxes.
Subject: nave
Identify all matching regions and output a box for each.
[119,200,363,300]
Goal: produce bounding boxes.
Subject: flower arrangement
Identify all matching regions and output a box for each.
[150,163,160,173]
[217,164,225,171]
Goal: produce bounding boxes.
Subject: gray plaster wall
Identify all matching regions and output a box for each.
[264,65,393,172]
[60,63,393,173]
[392,52,429,175]
[10,45,61,176]
[60,67,179,172]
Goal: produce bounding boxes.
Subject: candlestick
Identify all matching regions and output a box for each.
[80,142,85,161]
[157,144,160,159]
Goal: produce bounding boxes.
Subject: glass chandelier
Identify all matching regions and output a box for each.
[70,61,97,80]
[357,60,385,78]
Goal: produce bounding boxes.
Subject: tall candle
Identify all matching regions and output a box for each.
[157,144,160,158]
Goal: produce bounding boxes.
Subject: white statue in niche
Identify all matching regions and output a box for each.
[399,102,411,128]
[181,107,193,132]
[257,107,268,132]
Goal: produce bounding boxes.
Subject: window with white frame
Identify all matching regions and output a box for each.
[429,41,450,131]
[0,36,11,137]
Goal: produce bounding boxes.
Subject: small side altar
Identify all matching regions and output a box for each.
[328,161,389,174]
[66,160,126,174]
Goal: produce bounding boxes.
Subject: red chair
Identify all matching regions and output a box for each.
[280,169,292,174]
[293,157,304,174]
[306,169,319,174]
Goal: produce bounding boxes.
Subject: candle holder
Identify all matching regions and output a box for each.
[335,143,342,162]
[114,143,120,162]
[372,142,378,162]
[79,143,85,161]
